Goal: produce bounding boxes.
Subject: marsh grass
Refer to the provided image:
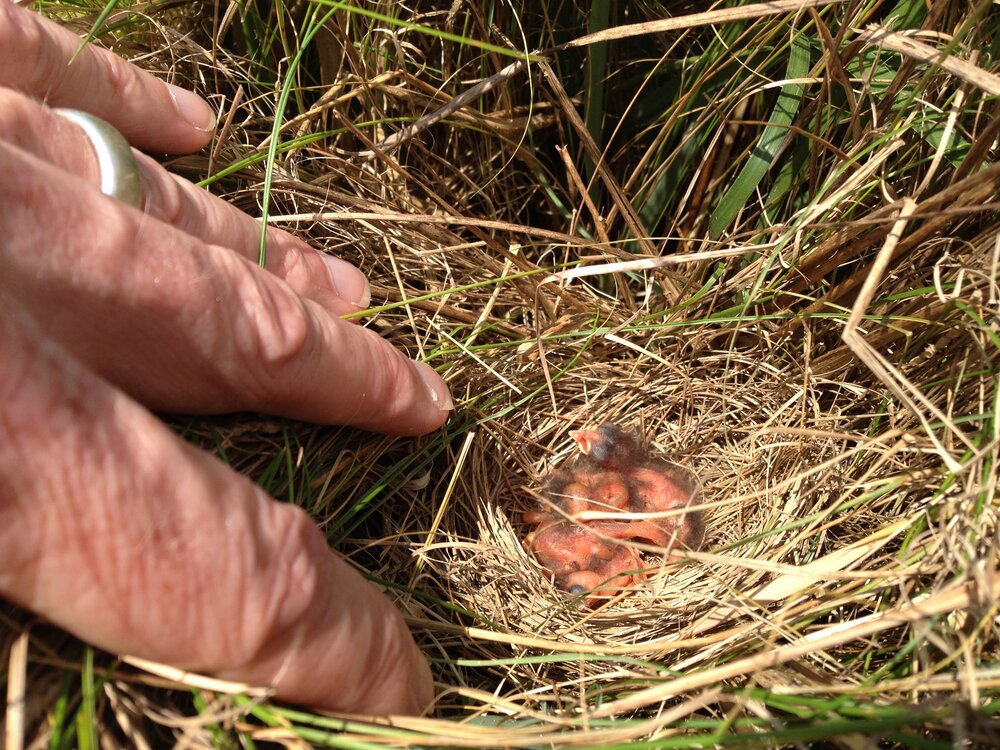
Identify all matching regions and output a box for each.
[4,0,1000,747]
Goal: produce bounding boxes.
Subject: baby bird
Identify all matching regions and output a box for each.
[524,423,703,607]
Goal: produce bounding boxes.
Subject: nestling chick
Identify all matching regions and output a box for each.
[524,423,703,607]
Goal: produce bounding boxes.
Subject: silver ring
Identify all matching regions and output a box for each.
[54,108,143,209]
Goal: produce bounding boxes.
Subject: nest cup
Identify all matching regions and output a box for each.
[390,346,940,695]
[404,418,717,683]
[522,428,706,605]
[515,438,707,615]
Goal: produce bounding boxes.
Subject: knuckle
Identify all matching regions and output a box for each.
[341,619,415,712]
[97,46,139,101]
[367,338,409,397]
[352,336,418,423]
[144,161,186,226]
[265,504,323,620]
[271,235,308,279]
[233,503,322,661]
[269,240,331,297]
[231,275,315,403]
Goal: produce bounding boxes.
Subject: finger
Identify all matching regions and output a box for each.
[133,151,372,314]
[0,0,215,153]
[0,308,433,714]
[0,88,369,314]
[0,142,451,434]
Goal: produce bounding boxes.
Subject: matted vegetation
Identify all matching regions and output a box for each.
[4,0,1000,747]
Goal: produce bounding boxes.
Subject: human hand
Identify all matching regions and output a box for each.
[0,0,449,714]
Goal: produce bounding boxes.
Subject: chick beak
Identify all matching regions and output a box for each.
[571,429,599,455]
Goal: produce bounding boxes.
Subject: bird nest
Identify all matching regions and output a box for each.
[384,336,942,693]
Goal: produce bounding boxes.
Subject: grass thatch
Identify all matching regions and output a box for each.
[4,0,1000,747]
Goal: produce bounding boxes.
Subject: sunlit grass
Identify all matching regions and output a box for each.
[4,0,1000,747]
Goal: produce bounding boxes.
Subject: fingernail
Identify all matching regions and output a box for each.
[320,254,371,309]
[413,361,453,411]
[167,84,216,132]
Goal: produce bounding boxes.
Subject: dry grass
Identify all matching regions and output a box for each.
[4,0,1000,747]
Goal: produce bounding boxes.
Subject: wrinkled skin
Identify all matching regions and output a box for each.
[524,424,703,607]
[0,0,453,715]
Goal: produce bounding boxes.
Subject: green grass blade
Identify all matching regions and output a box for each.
[70,0,120,64]
[584,0,610,191]
[47,671,75,750]
[76,648,98,750]
[257,2,340,266]
[709,28,811,238]
[311,0,540,61]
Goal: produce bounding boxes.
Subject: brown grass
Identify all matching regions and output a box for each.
[4,0,1000,747]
